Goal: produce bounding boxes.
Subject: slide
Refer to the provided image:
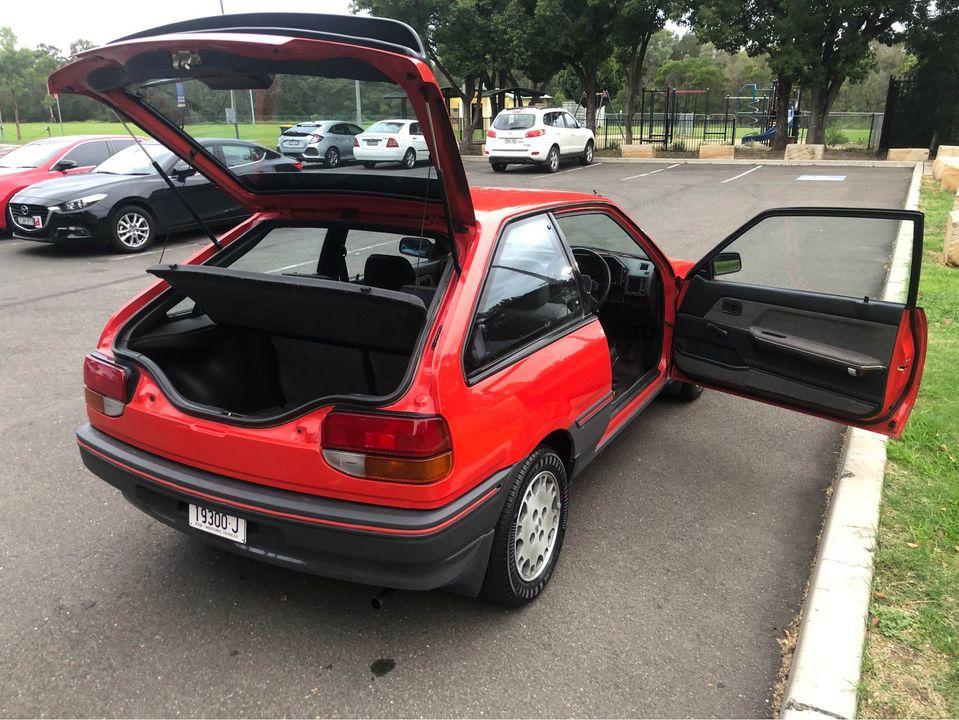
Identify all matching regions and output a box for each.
[742,109,795,143]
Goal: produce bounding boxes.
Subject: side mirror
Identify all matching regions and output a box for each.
[171,164,197,181]
[711,251,742,277]
[52,159,78,172]
[399,236,435,259]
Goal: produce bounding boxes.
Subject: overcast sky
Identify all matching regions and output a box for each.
[9,0,355,54]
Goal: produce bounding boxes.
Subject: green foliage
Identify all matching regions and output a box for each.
[654,56,725,90]
[825,127,850,146]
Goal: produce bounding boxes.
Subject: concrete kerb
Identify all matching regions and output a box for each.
[779,161,923,720]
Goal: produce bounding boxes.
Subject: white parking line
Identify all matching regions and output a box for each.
[719,165,761,184]
[530,162,603,180]
[621,163,680,181]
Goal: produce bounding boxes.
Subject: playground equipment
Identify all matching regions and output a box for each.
[726,81,800,145]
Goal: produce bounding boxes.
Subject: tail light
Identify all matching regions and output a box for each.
[293,161,303,171]
[83,354,132,417]
[525,128,546,138]
[386,137,399,148]
[321,411,452,484]
[487,130,496,138]
[308,134,323,143]
[354,137,360,147]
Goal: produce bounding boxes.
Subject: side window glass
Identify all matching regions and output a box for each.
[466,214,582,374]
[564,113,579,129]
[557,212,648,258]
[350,125,364,135]
[63,141,111,167]
[228,227,330,275]
[410,122,421,135]
[109,138,136,154]
[710,214,918,300]
[221,144,259,167]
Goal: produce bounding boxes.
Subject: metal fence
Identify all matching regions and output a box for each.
[595,110,885,151]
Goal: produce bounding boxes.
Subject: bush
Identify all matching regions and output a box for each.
[826,127,850,146]
[668,140,689,153]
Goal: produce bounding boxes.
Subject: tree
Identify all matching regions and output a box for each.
[790,0,919,144]
[690,0,796,151]
[613,0,673,143]
[523,0,625,130]
[0,28,36,140]
[654,56,725,90]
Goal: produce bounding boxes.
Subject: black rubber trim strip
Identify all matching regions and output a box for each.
[575,391,614,428]
[77,423,507,535]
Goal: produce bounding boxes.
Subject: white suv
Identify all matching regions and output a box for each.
[485,107,595,173]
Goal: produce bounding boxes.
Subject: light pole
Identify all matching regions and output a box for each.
[219,0,240,138]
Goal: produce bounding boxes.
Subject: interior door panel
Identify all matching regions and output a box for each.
[671,207,926,436]
[674,277,903,418]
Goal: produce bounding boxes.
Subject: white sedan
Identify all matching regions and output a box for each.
[353,119,431,169]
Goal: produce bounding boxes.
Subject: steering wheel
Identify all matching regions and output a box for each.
[572,247,612,307]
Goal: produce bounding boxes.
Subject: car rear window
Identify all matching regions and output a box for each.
[366,121,404,134]
[493,113,536,131]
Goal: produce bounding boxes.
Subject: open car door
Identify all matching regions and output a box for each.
[671,207,927,439]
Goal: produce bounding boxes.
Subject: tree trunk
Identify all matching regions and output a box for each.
[13,98,20,142]
[772,73,792,152]
[805,77,844,145]
[584,72,598,132]
[624,32,652,145]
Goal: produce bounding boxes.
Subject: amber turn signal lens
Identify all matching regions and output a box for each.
[323,449,452,484]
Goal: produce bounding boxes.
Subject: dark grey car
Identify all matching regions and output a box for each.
[275,121,364,166]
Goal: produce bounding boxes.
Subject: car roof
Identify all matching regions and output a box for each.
[469,186,602,217]
[27,134,131,144]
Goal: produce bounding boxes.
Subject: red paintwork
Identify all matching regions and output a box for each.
[0,136,129,232]
[63,26,927,517]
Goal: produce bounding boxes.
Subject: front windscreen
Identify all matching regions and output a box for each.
[131,64,440,198]
[94,143,172,175]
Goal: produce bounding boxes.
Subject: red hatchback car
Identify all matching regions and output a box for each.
[0,135,136,235]
[60,14,927,605]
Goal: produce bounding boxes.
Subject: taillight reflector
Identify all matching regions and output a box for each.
[487,130,496,138]
[323,412,450,458]
[321,412,453,484]
[526,128,546,138]
[308,134,323,143]
[354,137,360,147]
[83,354,130,417]
[386,137,399,148]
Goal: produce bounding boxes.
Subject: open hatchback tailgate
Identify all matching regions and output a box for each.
[47,13,476,248]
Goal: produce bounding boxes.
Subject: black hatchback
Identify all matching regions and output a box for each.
[10,138,297,253]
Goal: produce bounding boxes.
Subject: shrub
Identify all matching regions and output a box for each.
[826,127,850,146]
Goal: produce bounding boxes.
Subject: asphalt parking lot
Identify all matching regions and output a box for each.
[0,160,914,717]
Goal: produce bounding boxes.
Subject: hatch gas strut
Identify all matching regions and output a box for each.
[114,110,222,250]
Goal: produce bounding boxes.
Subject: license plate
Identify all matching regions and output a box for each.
[365,139,380,145]
[188,504,247,543]
[504,138,521,144]
[282,140,300,147]
[13,215,41,228]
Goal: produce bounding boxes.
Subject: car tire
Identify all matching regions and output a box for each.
[402,148,417,169]
[664,380,705,402]
[481,446,569,606]
[108,205,156,254]
[324,146,340,168]
[363,162,377,169]
[544,145,560,173]
[579,140,594,166]
[490,161,508,173]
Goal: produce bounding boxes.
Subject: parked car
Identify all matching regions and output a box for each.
[353,119,430,169]
[60,14,927,606]
[10,138,294,253]
[0,135,136,236]
[276,120,364,166]
[485,106,595,173]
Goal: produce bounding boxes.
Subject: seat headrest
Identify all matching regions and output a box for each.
[364,254,416,292]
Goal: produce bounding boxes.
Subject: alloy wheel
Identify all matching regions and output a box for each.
[513,470,562,581]
[116,212,151,249]
[326,147,339,168]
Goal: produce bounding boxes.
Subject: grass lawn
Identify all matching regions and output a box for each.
[1,121,298,148]
[859,179,959,717]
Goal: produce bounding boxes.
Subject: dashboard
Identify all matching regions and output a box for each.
[603,253,656,302]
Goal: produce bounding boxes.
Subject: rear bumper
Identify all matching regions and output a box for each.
[76,424,509,594]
